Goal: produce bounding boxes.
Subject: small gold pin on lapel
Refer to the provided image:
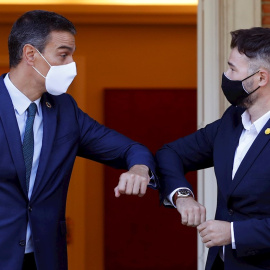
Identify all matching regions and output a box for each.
[265,128,270,135]
[46,102,52,108]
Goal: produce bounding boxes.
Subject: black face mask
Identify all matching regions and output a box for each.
[221,71,260,106]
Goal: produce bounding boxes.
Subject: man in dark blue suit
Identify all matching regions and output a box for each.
[1,10,157,270]
[156,27,270,270]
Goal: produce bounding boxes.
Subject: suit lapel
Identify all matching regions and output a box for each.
[0,75,28,197]
[228,118,270,196]
[216,108,243,200]
[31,94,58,201]
[225,116,243,185]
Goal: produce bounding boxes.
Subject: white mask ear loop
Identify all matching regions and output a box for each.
[32,48,52,78]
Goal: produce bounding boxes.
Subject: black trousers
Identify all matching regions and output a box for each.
[22,253,37,270]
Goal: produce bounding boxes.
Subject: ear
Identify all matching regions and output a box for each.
[258,69,269,87]
[22,44,36,65]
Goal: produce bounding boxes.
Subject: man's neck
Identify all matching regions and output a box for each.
[9,68,44,101]
[248,101,270,123]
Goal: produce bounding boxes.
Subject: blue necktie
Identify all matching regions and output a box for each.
[23,102,37,193]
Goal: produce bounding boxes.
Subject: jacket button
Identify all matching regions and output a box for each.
[28,206,32,212]
[228,209,234,215]
[19,240,26,246]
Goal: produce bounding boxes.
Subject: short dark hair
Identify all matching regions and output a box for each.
[8,10,76,68]
[230,27,270,60]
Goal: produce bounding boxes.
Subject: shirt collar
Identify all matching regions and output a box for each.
[3,73,41,116]
[241,110,270,133]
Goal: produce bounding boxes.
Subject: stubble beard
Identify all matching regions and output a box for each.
[237,95,256,109]
[237,78,257,109]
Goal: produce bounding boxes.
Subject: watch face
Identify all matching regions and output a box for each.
[178,189,191,197]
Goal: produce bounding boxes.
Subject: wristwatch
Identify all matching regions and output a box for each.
[173,189,193,205]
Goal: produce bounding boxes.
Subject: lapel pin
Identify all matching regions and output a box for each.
[46,102,52,108]
[265,128,270,135]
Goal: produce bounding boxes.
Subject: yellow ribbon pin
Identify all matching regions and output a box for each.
[265,128,270,135]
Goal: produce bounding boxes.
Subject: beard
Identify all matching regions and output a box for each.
[237,78,259,109]
[237,94,257,109]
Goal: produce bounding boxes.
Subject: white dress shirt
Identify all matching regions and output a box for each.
[4,74,43,253]
[230,109,270,248]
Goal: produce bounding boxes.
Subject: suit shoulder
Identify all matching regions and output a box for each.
[42,92,78,108]
[221,105,244,119]
[202,106,243,141]
[218,105,244,131]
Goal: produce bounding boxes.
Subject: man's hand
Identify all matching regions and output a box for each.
[197,220,231,248]
[114,165,150,198]
[176,197,206,227]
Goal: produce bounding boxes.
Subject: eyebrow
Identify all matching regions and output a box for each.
[57,45,76,52]
[228,61,236,68]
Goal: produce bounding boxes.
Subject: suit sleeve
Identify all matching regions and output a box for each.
[156,119,221,201]
[71,97,157,187]
[234,219,270,257]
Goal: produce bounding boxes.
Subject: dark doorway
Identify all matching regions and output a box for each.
[104,89,197,270]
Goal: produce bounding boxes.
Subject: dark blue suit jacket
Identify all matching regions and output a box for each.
[156,105,270,270]
[0,74,156,270]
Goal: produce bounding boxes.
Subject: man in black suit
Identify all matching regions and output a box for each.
[156,27,270,269]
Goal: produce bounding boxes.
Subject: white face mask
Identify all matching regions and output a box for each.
[32,49,77,96]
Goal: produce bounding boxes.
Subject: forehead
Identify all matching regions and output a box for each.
[228,47,249,68]
[44,31,75,52]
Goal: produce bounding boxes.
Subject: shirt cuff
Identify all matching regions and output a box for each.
[231,222,236,249]
[165,187,194,208]
[148,169,158,188]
